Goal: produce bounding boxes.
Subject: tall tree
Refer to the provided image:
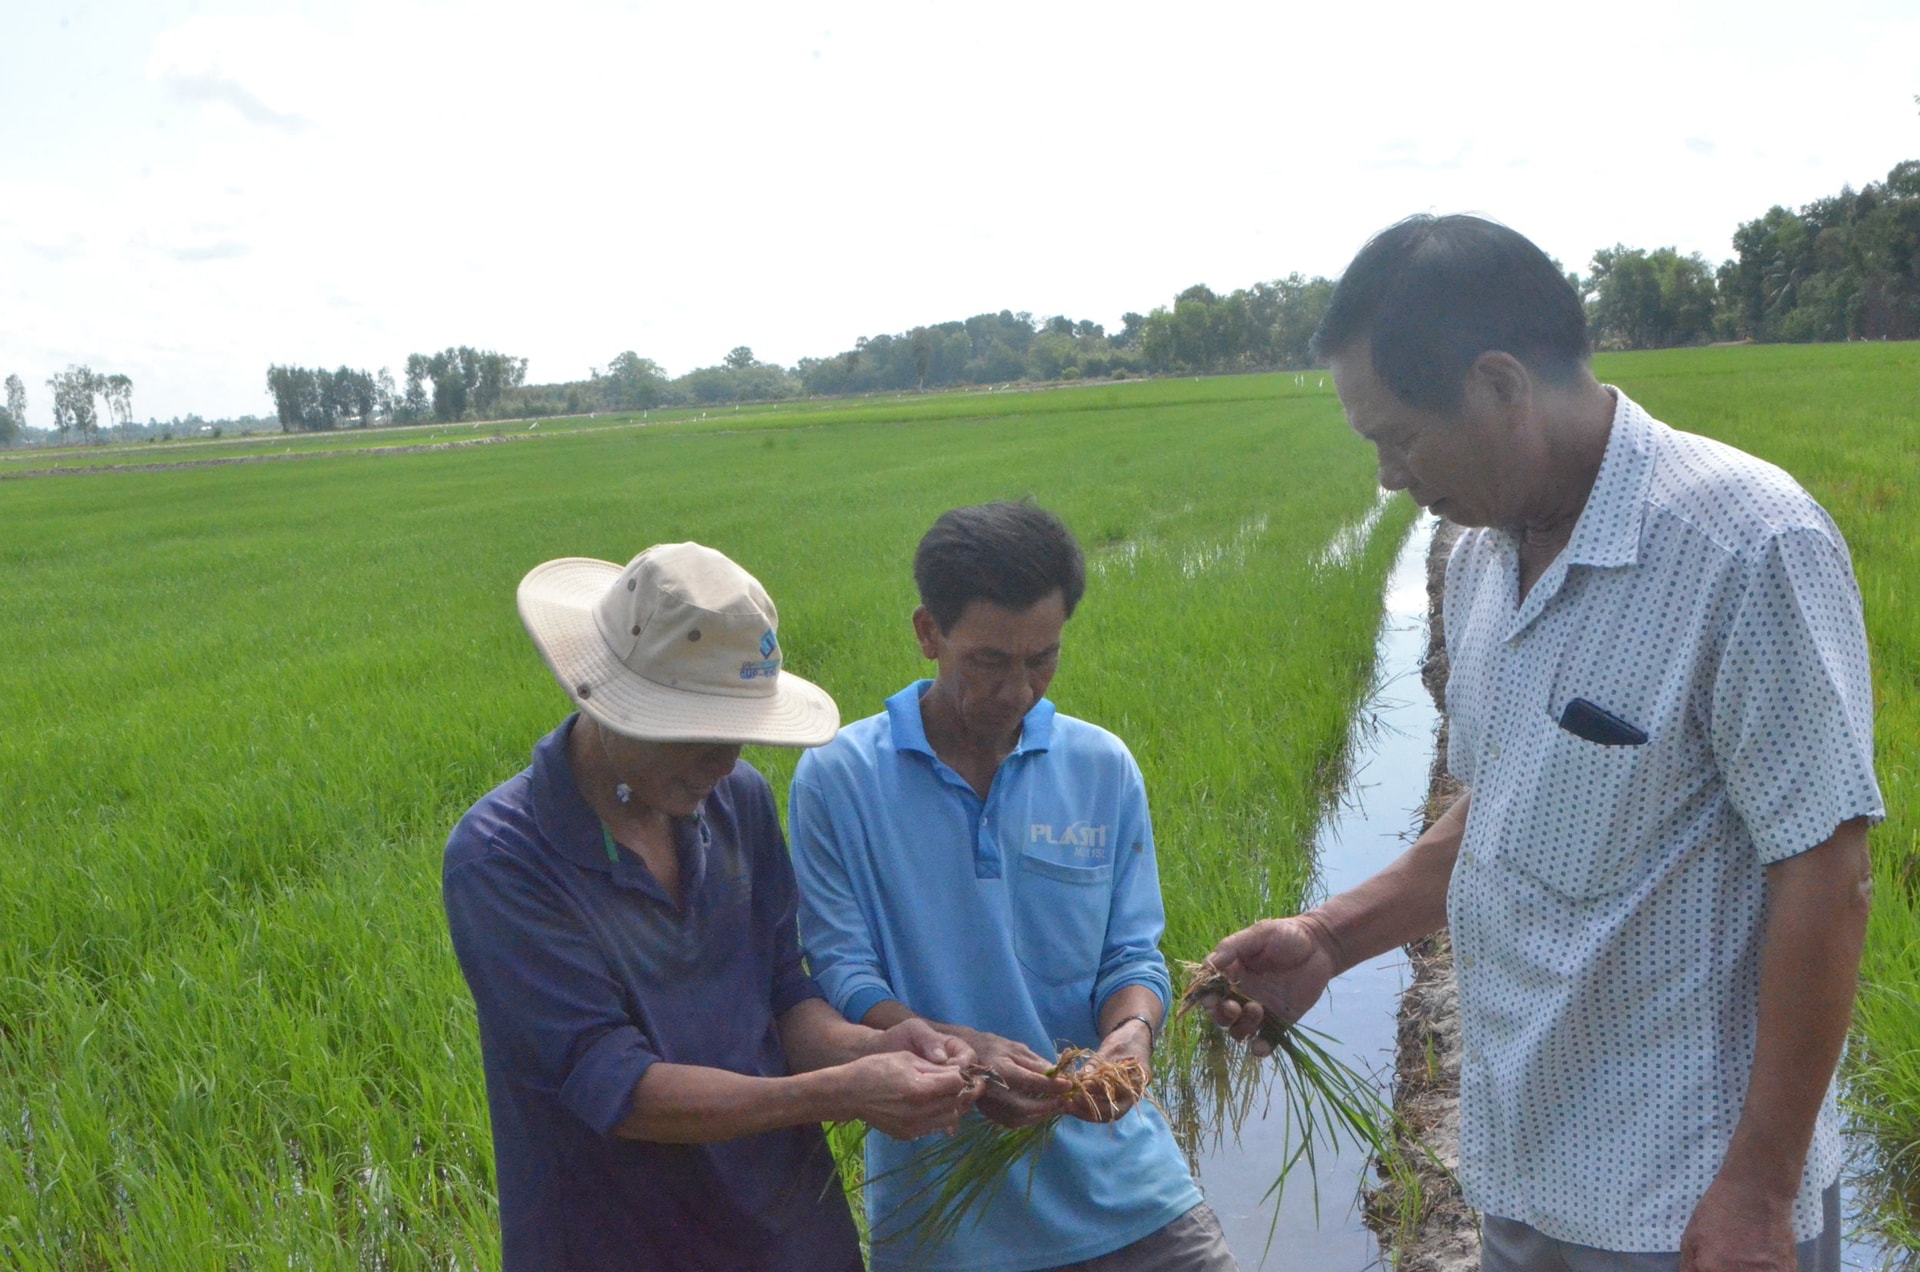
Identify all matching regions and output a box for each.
[102,374,135,431]
[409,346,524,420]
[3,374,24,444]
[401,355,430,423]
[375,368,397,426]
[1713,159,1920,342]
[604,351,667,409]
[1584,246,1716,349]
[472,352,527,414]
[266,364,320,431]
[426,348,469,421]
[265,364,375,431]
[47,366,101,442]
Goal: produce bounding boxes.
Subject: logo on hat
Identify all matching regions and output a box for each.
[759,629,779,659]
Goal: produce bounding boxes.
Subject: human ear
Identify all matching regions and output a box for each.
[911,606,942,661]
[1467,351,1532,419]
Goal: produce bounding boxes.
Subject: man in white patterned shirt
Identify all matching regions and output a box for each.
[1204,214,1883,1271]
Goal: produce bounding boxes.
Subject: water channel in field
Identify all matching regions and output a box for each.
[1189,510,1439,1269]
[1192,511,1901,1270]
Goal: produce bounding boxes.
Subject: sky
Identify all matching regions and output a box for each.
[3,0,1917,424]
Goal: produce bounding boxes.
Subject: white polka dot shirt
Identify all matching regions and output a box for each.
[1443,389,1886,1250]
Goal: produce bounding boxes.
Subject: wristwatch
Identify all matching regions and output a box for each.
[1105,1012,1157,1049]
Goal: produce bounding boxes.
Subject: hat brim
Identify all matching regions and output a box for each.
[517,557,840,747]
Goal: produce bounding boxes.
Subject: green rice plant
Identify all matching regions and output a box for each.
[864,1049,1152,1252]
[1174,960,1440,1244]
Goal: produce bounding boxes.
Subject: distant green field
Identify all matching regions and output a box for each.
[0,378,1276,473]
[1593,341,1920,1251]
[0,374,1409,1268]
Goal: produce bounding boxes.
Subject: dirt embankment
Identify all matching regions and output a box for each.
[0,430,535,479]
[1364,518,1480,1271]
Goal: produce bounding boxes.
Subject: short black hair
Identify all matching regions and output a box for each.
[1311,214,1589,412]
[913,501,1086,633]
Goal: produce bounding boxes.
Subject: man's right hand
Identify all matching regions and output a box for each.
[964,1031,1072,1129]
[856,1003,1069,1129]
[841,1052,978,1140]
[1201,914,1342,1057]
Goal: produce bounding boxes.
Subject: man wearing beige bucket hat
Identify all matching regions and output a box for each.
[443,541,980,1272]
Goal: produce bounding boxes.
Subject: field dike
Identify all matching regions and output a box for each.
[1362,517,1479,1270]
[0,429,533,477]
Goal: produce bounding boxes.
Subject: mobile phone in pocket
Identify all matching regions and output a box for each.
[1557,697,1649,746]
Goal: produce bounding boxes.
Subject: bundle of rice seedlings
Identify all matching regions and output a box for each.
[1156,1003,1269,1172]
[867,966,1445,1253]
[868,1047,1154,1250]
[1176,957,1442,1239]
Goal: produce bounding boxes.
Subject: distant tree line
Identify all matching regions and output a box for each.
[19,366,137,444]
[265,347,526,432]
[230,151,1918,437]
[785,275,1335,397]
[402,348,528,424]
[265,365,387,432]
[1584,158,1920,349]
[252,274,1340,430]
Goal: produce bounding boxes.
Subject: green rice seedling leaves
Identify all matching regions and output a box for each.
[864,1049,1150,1253]
[1175,959,1444,1245]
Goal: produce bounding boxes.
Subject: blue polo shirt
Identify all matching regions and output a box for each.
[443,716,861,1272]
[790,682,1200,1272]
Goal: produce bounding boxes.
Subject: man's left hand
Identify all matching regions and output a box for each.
[876,1017,976,1070]
[1064,1018,1152,1124]
[1679,1175,1797,1271]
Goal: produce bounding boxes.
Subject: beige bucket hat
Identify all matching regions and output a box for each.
[517,542,839,746]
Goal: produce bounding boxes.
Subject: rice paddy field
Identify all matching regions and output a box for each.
[0,374,1411,1267]
[0,343,1915,1267]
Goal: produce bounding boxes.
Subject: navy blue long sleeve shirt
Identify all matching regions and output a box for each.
[443,716,861,1271]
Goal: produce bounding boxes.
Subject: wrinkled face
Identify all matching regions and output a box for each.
[915,592,1067,749]
[597,730,743,817]
[1329,347,1508,528]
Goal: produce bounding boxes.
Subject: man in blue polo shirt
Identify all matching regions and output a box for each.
[444,542,978,1271]
[791,503,1237,1271]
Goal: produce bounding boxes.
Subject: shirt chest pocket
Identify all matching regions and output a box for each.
[1498,723,1657,901]
[1011,853,1113,986]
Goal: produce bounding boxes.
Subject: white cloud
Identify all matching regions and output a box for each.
[0,0,1914,420]
[158,69,314,134]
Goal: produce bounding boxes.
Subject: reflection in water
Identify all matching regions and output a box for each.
[1160,1014,1272,1175]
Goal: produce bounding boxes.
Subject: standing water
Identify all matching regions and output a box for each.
[1193,510,1438,1267]
[1192,511,1899,1269]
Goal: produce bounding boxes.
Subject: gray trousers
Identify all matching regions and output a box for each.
[1040,1203,1240,1271]
[1481,1181,1841,1272]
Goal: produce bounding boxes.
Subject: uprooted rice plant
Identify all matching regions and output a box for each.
[1172,958,1441,1243]
[848,954,1445,1258]
[863,1048,1157,1251]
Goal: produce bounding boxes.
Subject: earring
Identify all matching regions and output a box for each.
[615,783,632,806]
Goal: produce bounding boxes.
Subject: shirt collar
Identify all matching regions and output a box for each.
[528,714,710,886]
[529,716,607,870]
[885,679,1057,760]
[1561,387,1657,570]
